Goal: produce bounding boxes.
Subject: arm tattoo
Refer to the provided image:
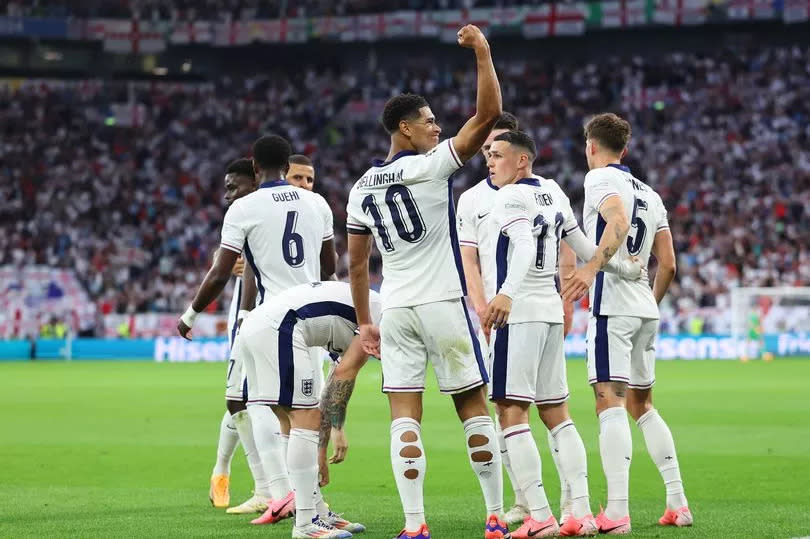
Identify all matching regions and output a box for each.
[318,377,356,448]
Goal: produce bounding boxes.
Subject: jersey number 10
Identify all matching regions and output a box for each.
[362,185,426,252]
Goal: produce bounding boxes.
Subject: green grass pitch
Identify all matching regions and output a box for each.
[2,358,809,538]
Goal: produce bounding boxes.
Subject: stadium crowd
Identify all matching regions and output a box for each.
[1,43,808,334]
[1,0,549,20]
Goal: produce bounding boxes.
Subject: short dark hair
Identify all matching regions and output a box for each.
[226,158,255,178]
[493,111,519,131]
[584,113,631,154]
[494,130,537,161]
[252,134,292,171]
[289,154,313,167]
[381,93,429,134]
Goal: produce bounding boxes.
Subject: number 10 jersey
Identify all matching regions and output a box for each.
[346,139,466,310]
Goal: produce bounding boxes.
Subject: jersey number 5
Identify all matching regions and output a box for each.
[626,198,648,255]
[282,210,305,267]
[361,185,426,252]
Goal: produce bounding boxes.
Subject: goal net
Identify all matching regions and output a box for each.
[730,287,810,358]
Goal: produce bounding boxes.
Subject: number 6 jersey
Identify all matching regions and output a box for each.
[219,180,334,304]
[583,164,669,319]
[346,139,466,310]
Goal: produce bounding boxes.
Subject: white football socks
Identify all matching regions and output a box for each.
[502,424,552,522]
[637,409,688,510]
[212,410,239,476]
[231,410,271,498]
[247,405,292,499]
[598,407,632,520]
[546,428,570,518]
[390,417,426,532]
[314,485,330,517]
[550,420,591,519]
[498,418,528,508]
[288,428,319,527]
[463,415,503,515]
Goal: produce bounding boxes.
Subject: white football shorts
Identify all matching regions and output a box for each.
[586,315,658,389]
[380,297,488,394]
[489,321,569,404]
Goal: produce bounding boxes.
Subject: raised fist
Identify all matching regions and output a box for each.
[457,24,487,50]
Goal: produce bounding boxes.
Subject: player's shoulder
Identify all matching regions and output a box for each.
[458,177,491,203]
[584,166,618,184]
[495,182,529,206]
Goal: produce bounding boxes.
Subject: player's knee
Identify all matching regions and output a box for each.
[537,402,569,430]
[626,394,653,421]
[226,399,246,415]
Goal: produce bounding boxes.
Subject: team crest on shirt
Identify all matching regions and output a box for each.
[302,378,314,396]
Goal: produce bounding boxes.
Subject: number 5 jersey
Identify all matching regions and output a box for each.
[583,164,669,319]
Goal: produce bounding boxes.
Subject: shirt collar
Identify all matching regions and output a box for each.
[515,177,541,186]
[607,164,630,173]
[485,175,499,190]
[259,179,287,188]
[371,150,418,167]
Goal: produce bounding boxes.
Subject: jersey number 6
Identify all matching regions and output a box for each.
[282,210,305,267]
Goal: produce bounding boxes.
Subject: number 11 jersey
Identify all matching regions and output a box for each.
[220,180,334,304]
[346,139,466,310]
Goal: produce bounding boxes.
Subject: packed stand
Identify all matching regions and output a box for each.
[1,44,808,335]
[1,0,553,20]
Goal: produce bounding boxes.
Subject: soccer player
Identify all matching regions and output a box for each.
[177,134,338,526]
[456,113,576,526]
[208,158,273,514]
[235,280,382,538]
[346,25,508,539]
[286,154,316,191]
[562,113,691,533]
[482,131,641,538]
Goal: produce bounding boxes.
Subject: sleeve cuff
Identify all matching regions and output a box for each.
[500,217,531,233]
[596,192,621,211]
[220,242,242,254]
[448,139,463,168]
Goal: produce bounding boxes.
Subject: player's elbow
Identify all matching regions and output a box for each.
[661,258,676,278]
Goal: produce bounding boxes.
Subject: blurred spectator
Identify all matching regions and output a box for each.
[1,43,808,335]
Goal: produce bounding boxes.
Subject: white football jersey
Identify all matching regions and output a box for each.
[457,174,553,302]
[243,281,382,356]
[227,276,242,348]
[489,177,580,324]
[220,180,334,305]
[456,176,500,302]
[346,139,465,309]
[583,164,669,319]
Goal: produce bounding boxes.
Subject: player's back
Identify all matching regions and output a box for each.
[246,281,382,354]
[583,164,667,319]
[491,178,578,324]
[346,139,465,309]
[220,180,334,304]
[457,176,501,302]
